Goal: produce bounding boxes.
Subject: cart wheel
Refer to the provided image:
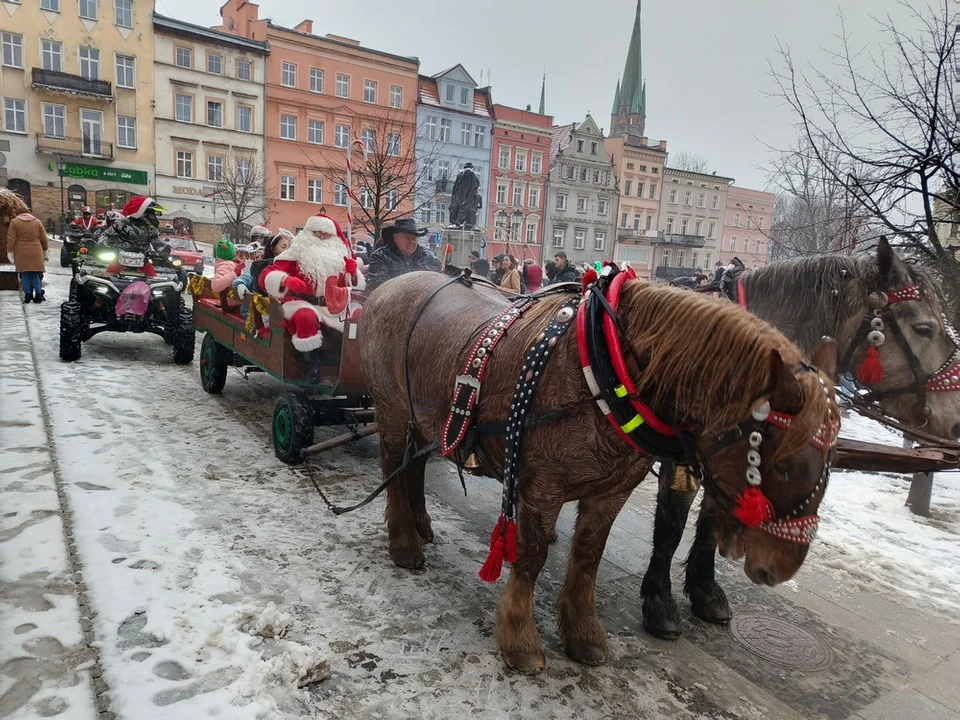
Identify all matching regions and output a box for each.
[273,392,315,464]
[59,300,82,362]
[200,333,231,394]
[60,244,70,267]
[172,306,195,365]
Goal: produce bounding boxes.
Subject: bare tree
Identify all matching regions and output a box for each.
[671,151,711,174]
[770,0,960,317]
[214,152,267,242]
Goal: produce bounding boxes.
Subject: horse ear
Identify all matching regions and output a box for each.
[767,348,802,408]
[877,236,901,280]
[809,336,838,380]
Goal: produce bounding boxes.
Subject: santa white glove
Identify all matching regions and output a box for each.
[6,253,13,264]
[235,283,249,300]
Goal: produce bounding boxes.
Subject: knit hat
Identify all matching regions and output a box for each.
[215,238,236,261]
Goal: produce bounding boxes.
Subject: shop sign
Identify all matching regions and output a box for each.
[59,162,149,186]
[171,185,219,197]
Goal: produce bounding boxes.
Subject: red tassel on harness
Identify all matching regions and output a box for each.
[733,487,774,528]
[478,515,518,582]
[581,268,598,296]
[856,345,883,385]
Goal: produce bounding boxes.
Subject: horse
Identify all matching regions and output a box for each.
[642,236,960,639]
[360,269,839,674]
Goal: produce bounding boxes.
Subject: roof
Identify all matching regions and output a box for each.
[265,20,419,66]
[154,13,269,53]
[417,75,492,118]
[549,123,574,166]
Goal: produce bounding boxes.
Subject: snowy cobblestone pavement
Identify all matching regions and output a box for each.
[4,265,960,719]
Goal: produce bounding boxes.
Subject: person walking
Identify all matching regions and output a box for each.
[7,207,49,303]
[498,254,522,295]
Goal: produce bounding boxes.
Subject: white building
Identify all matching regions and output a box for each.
[153,13,267,244]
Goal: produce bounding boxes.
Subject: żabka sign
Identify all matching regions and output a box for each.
[60,162,149,186]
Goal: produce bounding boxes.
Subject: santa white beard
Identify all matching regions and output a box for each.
[276,230,347,289]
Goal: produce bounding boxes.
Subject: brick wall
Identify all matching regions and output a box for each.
[28,186,63,231]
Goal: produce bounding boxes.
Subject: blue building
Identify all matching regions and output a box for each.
[415,65,494,229]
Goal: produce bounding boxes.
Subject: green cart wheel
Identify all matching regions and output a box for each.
[273,391,315,464]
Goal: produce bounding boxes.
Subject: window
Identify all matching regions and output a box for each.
[531,154,542,174]
[580,168,588,182]
[512,185,523,207]
[176,151,193,178]
[652,167,658,174]
[621,212,629,228]
[515,151,526,172]
[41,39,61,71]
[361,128,375,152]
[84,118,106,158]
[41,0,59,9]
[680,218,688,234]
[116,55,134,88]
[565,165,575,180]
[705,253,712,268]
[421,204,433,223]
[590,141,598,155]
[525,222,536,245]
[683,191,692,206]
[626,163,634,170]
[649,184,657,200]
[79,46,100,81]
[697,192,705,208]
[646,215,652,230]
[334,183,348,206]
[757,217,763,230]
[280,115,297,140]
[114,0,132,27]
[308,119,324,145]
[439,118,451,142]
[499,147,510,169]
[42,103,65,138]
[116,115,136,148]
[593,170,601,184]
[662,250,670,267]
[594,231,605,251]
[553,228,564,248]
[733,213,741,227]
[474,126,484,149]
[236,159,251,183]
[574,229,586,250]
[4,99,25,133]
[333,124,348,149]
[207,100,223,127]
[633,215,641,230]
[79,0,97,20]
[386,189,399,210]
[677,251,685,267]
[694,220,703,236]
[336,73,349,98]
[445,84,455,102]
[175,46,192,69]
[692,252,699,268]
[436,203,448,224]
[175,94,192,122]
[708,221,716,239]
[555,193,567,211]
[363,79,377,103]
[237,60,252,81]
[460,122,471,145]
[577,139,584,153]
[729,237,738,251]
[425,116,437,140]
[665,217,674,234]
[359,188,373,209]
[616,246,649,265]
[207,154,223,181]
[237,105,252,133]
[387,134,400,156]
[743,239,751,254]
[460,87,469,105]
[637,182,644,198]
[389,85,402,109]
[207,53,222,75]
[281,62,296,88]
[668,189,678,204]
[598,198,608,216]
[576,196,587,213]
[711,194,719,210]
[624,181,632,196]
[280,175,296,201]
[496,185,507,204]
[528,187,539,209]
[437,160,450,180]
[639,165,647,172]
[307,179,322,204]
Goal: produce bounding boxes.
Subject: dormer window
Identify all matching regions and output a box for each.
[460,87,469,105]
[445,84,455,102]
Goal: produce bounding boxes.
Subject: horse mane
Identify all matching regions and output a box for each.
[619,281,833,460]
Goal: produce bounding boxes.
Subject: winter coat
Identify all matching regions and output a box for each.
[499,268,522,294]
[7,213,48,272]
[523,264,543,293]
[550,263,580,285]
[211,258,241,293]
[367,242,441,289]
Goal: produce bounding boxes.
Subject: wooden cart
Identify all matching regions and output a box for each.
[190,277,373,463]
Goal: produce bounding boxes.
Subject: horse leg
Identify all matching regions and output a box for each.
[684,492,731,624]
[408,454,434,544]
[640,459,698,639]
[496,497,562,675]
[557,489,632,666]
[381,436,426,570]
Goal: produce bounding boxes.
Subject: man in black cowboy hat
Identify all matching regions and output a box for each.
[368,218,442,289]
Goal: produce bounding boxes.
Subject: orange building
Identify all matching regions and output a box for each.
[217,1,419,235]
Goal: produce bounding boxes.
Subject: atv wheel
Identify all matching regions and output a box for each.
[172,307,195,364]
[60,244,70,267]
[272,391,315,464]
[199,333,231,393]
[59,301,82,362]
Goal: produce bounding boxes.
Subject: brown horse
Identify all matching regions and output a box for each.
[360,271,838,673]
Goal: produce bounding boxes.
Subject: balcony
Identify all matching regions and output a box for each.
[36,134,114,161]
[617,229,658,242]
[658,233,706,247]
[32,68,113,100]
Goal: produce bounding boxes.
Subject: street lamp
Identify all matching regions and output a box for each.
[55,156,65,234]
[511,209,523,256]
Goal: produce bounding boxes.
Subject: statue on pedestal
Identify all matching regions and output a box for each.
[450,163,481,228]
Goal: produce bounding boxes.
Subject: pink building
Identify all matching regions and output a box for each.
[718,186,774,270]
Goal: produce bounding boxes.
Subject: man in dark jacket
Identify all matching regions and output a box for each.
[490,254,505,285]
[368,218,441,289]
[468,250,490,279]
[550,251,580,284]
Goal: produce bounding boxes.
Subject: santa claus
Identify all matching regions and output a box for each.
[259,213,364,353]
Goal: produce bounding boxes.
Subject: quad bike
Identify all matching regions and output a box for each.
[60,227,98,268]
[59,240,195,364]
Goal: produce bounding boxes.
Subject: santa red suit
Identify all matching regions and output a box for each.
[259,214,364,352]
[72,214,100,231]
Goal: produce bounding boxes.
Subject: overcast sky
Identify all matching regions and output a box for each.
[155,0,924,190]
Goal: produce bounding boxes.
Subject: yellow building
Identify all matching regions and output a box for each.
[0,0,155,229]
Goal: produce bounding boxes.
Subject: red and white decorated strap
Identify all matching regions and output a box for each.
[759,515,820,545]
[927,349,960,393]
[766,411,840,451]
[886,285,922,304]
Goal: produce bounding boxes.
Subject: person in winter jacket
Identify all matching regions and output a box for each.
[71,206,100,232]
[367,218,441,289]
[522,259,543,293]
[498,255,522,295]
[7,209,49,303]
[549,251,580,285]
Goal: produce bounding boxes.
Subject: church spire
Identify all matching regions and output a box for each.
[611,0,646,137]
[539,73,546,115]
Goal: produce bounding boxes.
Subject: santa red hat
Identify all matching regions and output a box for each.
[303,213,354,259]
[121,196,164,219]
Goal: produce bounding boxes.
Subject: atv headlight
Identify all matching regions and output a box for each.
[171,258,183,267]
[95,285,111,294]
[97,251,117,262]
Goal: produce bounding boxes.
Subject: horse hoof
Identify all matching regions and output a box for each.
[565,639,607,666]
[416,521,435,544]
[642,593,682,640]
[389,548,425,571]
[502,649,545,675]
[689,582,732,624]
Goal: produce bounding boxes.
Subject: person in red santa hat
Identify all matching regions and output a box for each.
[259,213,364,365]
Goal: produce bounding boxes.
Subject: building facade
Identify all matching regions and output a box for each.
[218,0,419,235]
[719,185,774,269]
[415,65,494,234]
[654,168,733,279]
[153,13,267,245]
[1,0,156,228]
[487,103,552,263]
[543,115,618,268]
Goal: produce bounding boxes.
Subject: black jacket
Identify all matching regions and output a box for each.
[368,242,442,289]
[550,263,580,285]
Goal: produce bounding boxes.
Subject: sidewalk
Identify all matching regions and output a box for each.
[0,292,102,719]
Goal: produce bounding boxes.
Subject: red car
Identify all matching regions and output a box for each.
[161,234,205,279]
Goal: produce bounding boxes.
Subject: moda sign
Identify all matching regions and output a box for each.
[171,185,219,196]
[59,162,149,186]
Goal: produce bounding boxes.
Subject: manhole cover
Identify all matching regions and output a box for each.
[730,613,832,671]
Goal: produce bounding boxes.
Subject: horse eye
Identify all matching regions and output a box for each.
[913,324,934,339]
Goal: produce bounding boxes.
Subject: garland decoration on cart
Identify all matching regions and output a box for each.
[245,292,272,334]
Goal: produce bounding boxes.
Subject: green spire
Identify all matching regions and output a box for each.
[611,76,621,116]
[539,73,546,115]
[621,0,644,115]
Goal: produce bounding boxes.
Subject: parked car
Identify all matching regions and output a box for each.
[161,234,204,284]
